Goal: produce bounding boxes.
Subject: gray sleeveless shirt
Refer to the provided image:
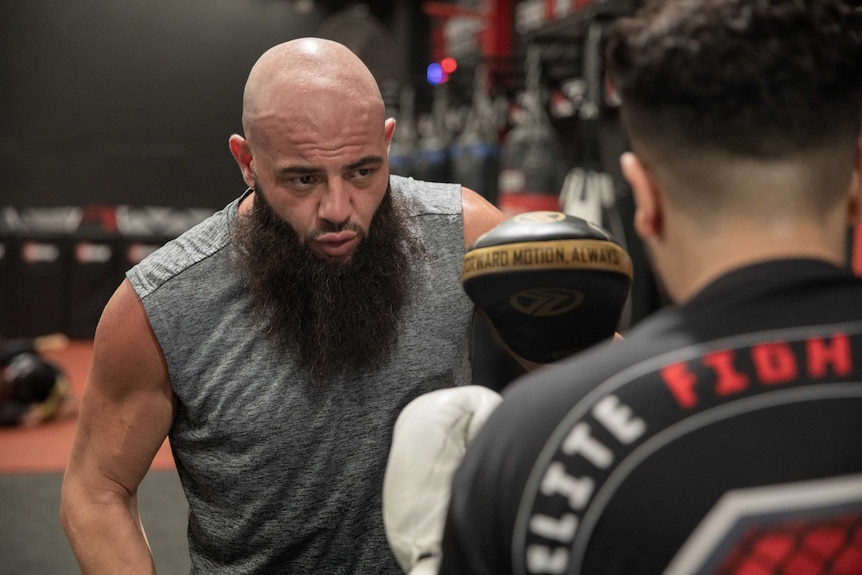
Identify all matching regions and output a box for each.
[126,176,474,574]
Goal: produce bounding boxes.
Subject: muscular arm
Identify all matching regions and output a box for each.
[60,280,175,574]
[461,187,506,250]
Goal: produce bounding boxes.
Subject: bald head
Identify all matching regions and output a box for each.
[241,38,384,138]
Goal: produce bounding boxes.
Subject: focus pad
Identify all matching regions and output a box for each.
[462,211,633,364]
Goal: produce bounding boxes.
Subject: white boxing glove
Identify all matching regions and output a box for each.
[383,385,502,575]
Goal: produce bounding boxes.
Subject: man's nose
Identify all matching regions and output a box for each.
[318,179,352,225]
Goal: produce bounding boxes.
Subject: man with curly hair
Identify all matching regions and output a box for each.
[436,1,862,573]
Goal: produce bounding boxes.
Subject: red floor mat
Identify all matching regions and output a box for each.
[0,340,175,474]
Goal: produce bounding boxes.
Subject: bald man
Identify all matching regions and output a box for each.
[60,38,505,574]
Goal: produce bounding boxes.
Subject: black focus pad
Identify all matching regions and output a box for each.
[462,211,633,364]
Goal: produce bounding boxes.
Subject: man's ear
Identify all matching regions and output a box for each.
[384,118,397,148]
[621,151,663,240]
[229,134,256,189]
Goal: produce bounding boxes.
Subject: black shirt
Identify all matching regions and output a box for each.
[440,259,862,575]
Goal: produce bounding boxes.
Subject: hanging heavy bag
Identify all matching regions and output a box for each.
[497,45,565,217]
[560,22,620,237]
[390,85,418,178]
[451,65,501,205]
[412,85,452,183]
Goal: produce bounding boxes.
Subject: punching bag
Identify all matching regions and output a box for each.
[451,65,501,205]
[497,45,565,217]
[389,85,418,178]
[561,22,615,229]
[412,85,452,183]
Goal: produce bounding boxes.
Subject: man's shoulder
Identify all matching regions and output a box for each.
[126,201,237,299]
[390,175,463,217]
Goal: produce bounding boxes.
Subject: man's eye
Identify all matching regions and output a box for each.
[288,175,318,188]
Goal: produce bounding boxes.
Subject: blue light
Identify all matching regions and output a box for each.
[426,62,446,85]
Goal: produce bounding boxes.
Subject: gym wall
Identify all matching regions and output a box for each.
[0,0,333,209]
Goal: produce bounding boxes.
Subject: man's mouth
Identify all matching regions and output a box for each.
[311,231,360,260]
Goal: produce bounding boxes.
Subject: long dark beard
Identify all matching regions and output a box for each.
[231,184,425,381]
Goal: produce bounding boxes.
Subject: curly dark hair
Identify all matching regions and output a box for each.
[607,0,862,159]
